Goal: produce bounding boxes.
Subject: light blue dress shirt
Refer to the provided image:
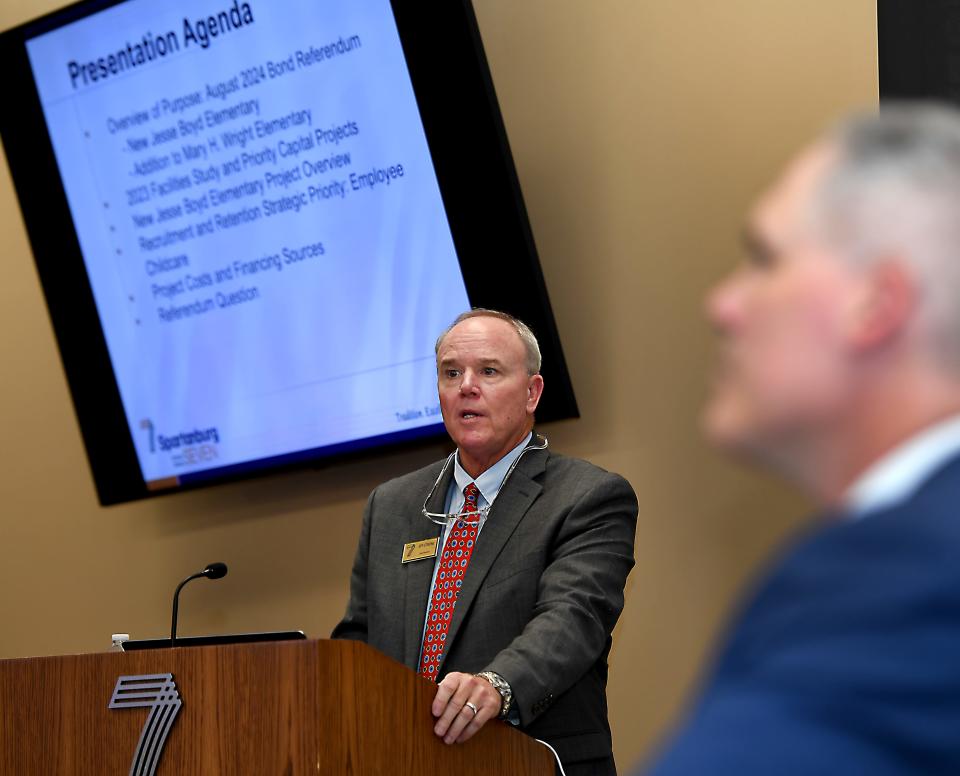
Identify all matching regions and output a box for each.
[844,414,960,517]
[445,431,534,529]
[417,432,533,697]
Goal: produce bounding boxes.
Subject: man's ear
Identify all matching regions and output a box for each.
[526,374,545,413]
[849,259,917,352]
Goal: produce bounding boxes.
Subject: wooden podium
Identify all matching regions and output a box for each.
[0,639,555,775]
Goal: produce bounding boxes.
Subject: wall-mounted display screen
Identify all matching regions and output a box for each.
[0,0,577,505]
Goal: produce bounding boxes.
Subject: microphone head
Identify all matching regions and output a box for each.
[202,562,228,580]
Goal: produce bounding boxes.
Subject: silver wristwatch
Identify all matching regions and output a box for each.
[475,671,513,719]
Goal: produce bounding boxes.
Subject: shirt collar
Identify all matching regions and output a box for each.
[844,413,960,517]
[453,431,533,506]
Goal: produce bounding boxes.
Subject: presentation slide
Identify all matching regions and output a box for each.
[25,0,470,487]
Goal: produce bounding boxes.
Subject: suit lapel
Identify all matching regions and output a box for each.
[438,446,548,672]
[402,458,453,668]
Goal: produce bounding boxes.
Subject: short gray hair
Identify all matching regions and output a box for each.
[811,103,960,366]
[434,309,542,375]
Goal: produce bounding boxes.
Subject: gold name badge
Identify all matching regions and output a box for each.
[401,537,440,564]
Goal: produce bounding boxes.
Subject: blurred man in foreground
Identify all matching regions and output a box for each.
[334,309,637,775]
[644,104,960,775]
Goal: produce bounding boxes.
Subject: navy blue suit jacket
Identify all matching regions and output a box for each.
[643,454,960,775]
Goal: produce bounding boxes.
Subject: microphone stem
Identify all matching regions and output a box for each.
[171,572,204,646]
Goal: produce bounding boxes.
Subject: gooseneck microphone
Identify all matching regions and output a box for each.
[170,562,228,646]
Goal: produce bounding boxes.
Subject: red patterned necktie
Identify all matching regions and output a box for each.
[419,483,481,679]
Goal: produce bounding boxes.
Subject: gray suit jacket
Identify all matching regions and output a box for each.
[333,439,638,771]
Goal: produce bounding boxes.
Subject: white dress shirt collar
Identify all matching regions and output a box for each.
[844,413,960,517]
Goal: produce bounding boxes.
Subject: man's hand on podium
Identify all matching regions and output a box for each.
[432,671,503,744]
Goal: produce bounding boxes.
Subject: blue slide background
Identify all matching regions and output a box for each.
[26,0,470,484]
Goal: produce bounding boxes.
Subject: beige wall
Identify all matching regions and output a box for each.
[0,0,877,769]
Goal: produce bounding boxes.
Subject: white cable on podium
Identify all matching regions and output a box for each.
[535,738,567,776]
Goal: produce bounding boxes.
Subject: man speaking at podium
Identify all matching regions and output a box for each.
[334,309,638,775]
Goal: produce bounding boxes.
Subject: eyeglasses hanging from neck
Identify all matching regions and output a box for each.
[421,435,549,526]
